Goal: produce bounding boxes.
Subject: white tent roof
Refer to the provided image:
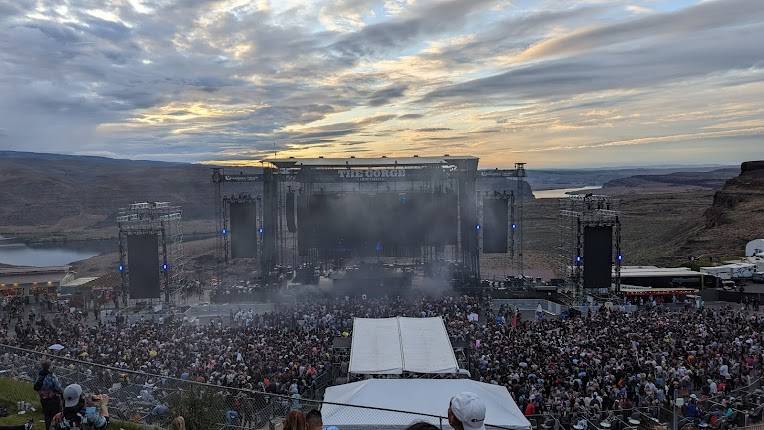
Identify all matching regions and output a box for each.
[322,379,531,430]
[349,317,459,375]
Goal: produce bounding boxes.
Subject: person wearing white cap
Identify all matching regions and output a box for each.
[50,384,110,430]
[448,392,486,430]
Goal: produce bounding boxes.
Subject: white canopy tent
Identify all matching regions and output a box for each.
[322,379,531,430]
[349,317,459,375]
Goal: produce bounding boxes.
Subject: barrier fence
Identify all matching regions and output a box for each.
[0,344,514,430]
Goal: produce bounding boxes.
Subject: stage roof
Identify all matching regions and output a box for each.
[322,379,531,430]
[349,317,459,375]
[264,155,477,168]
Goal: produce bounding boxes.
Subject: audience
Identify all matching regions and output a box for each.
[2,295,762,423]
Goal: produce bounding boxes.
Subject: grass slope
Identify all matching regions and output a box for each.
[0,378,146,429]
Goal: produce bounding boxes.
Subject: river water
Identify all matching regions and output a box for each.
[0,236,112,267]
[533,185,603,199]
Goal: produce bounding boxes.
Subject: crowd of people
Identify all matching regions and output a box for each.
[1,294,763,426]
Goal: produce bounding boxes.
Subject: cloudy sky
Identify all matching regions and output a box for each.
[0,0,762,168]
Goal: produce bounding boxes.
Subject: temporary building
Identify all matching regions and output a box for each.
[349,317,459,375]
[322,379,531,430]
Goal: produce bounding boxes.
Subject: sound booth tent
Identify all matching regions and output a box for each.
[348,317,459,375]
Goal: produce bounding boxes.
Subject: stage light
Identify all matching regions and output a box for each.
[162,263,168,271]
[118,264,124,272]
[221,228,227,235]
[476,224,480,230]
[617,255,623,261]
[512,224,517,229]
[576,256,582,263]
[258,228,264,234]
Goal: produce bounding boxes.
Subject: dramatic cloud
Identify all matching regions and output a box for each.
[0,0,762,167]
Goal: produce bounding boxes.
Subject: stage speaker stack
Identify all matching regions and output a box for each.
[127,233,161,299]
[286,190,297,233]
[482,197,509,253]
[583,226,613,288]
[229,201,258,258]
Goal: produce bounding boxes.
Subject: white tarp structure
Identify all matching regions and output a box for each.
[322,379,531,430]
[349,317,459,375]
[700,263,756,280]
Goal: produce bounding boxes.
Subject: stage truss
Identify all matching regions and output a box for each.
[477,162,527,277]
[558,194,622,294]
[117,202,184,303]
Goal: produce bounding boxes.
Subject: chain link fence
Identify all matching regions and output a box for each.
[0,344,516,430]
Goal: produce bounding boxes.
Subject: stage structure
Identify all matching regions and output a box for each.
[117,202,184,303]
[266,156,480,281]
[211,168,263,266]
[559,194,622,293]
[211,157,529,286]
[477,163,527,276]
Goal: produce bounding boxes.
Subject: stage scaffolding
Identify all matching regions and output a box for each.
[117,202,184,303]
[558,194,622,294]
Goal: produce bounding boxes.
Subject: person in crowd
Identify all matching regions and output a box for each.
[448,392,486,430]
[685,395,701,419]
[283,410,307,430]
[224,407,239,430]
[306,409,323,430]
[406,423,439,430]
[51,384,109,430]
[169,416,185,430]
[33,360,62,430]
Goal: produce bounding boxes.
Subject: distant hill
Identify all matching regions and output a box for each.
[602,168,739,189]
[666,161,764,261]
[526,165,736,190]
[0,151,239,241]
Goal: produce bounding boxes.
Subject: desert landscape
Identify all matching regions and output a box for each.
[2,151,760,281]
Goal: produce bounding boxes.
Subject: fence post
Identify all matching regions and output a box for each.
[440,416,443,429]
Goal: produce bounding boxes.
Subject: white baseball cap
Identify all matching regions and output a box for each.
[450,392,486,430]
[63,384,83,408]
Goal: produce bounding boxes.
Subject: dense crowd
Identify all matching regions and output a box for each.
[1,294,762,422]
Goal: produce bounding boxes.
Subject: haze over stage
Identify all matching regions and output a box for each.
[349,317,459,375]
[299,192,457,257]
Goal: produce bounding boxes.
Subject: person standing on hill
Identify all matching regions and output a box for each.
[33,360,62,430]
